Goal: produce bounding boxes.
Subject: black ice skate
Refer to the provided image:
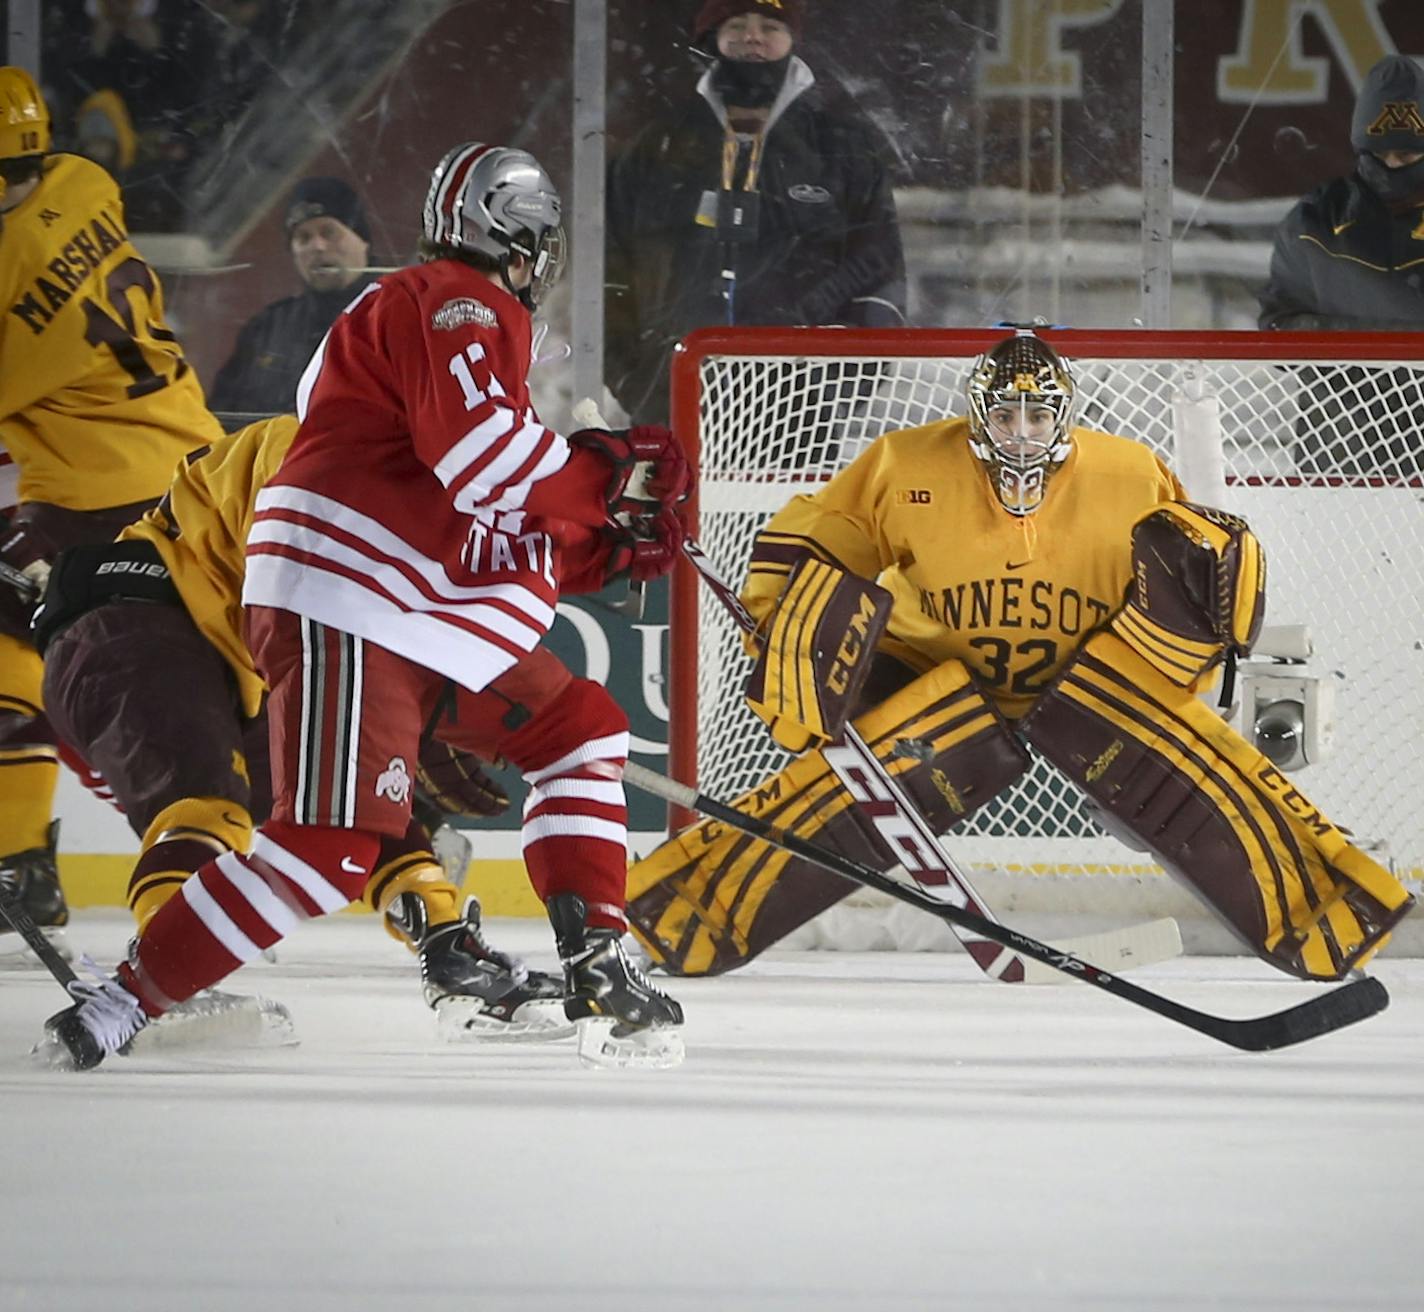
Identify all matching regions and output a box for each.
[36,961,147,1071]
[547,892,685,1070]
[0,821,72,963]
[410,895,572,1041]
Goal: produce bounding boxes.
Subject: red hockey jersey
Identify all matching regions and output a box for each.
[244,259,602,692]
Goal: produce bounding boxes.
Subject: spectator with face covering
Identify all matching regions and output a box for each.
[207,176,375,424]
[1259,53,1424,329]
[605,0,906,425]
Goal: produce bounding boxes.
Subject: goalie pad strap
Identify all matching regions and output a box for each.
[1110,502,1265,687]
[1024,630,1412,980]
[628,660,1029,975]
[745,556,893,749]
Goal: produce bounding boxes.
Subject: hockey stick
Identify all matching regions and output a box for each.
[0,884,78,989]
[0,556,40,602]
[679,536,1182,981]
[622,761,1387,1051]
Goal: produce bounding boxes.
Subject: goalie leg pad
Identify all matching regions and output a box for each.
[1023,630,1413,980]
[626,659,1029,975]
[744,556,893,752]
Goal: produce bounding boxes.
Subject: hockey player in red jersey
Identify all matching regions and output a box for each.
[39,143,690,1070]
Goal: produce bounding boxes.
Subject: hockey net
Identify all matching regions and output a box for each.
[667,328,1424,943]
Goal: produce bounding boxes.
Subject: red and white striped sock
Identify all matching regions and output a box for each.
[120,821,380,1015]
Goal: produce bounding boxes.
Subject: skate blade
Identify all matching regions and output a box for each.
[434,995,576,1043]
[0,926,74,966]
[124,991,298,1055]
[574,1016,685,1070]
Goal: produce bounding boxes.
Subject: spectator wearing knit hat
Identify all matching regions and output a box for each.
[208,176,374,424]
[1257,55,1424,480]
[1259,53,1424,329]
[605,0,905,425]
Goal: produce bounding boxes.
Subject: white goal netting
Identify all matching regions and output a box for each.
[670,329,1424,934]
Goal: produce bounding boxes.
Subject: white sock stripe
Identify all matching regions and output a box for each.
[342,634,363,827]
[215,851,302,938]
[521,815,629,848]
[181,872,262,963]
[586,901,627,928]
[249,832,353,915]
[522,733,630,786]
[525,778,627,807]
[296,617,319,823]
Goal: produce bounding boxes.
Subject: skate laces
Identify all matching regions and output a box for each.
[67,957,146,1050]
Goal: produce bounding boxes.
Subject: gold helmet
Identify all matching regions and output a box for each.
[965,329,1076,516]
[0,66,50,207]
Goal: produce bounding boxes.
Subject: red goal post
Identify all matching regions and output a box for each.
[666,327,1424,929]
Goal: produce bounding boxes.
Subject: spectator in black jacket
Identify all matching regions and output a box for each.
[1258,54,1424,330]
[208,177,373,424]
[606,0,905,425]
[1257,55,1424,479]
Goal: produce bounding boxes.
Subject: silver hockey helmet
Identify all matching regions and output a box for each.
[421,142,566,309]
[965,329,1076,516]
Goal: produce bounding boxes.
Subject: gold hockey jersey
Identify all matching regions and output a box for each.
[744,416,1186,719]
[0,153,221,509]
[121,414,299,718]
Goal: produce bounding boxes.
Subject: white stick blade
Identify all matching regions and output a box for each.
[1018,917,1183,985]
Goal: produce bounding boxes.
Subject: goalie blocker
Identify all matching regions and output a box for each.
[626,658,1028,974]
[743,556,893,752]
[1024,502,1413,980]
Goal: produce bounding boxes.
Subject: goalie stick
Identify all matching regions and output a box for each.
[678,536,1182,983]
[621,760,1388,1052]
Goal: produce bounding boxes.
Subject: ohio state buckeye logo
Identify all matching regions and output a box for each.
[375,756,413,804]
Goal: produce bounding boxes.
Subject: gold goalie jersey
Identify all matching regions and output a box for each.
[0,153,221,508]
[744,416,1186,718]
[120,414,299,717]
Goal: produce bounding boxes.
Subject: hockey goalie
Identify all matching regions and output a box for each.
[626,328,1414,981]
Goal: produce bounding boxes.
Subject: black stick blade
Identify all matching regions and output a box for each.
[1212,976,1389,1052]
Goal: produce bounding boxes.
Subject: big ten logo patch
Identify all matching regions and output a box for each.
[896,488,933,505]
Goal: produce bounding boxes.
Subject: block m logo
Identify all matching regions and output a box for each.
[1367,101,1424,137]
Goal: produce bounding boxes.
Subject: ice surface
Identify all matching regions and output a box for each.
[2,912,1420,1312]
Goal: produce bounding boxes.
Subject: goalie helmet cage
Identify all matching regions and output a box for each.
[667,326,1423,941]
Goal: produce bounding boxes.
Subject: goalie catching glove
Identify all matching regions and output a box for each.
[1110,501,1264,689]
[744,556,894,752]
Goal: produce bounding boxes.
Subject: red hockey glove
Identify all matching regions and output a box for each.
[601,507,686,585]
[567,425,692,520]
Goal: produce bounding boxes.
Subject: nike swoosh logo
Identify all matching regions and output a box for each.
[1006,560,1033,571]
[339,857,368,875]
[1332,220,1355,236]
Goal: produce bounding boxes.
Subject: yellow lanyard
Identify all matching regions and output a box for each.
[721,128,764,193]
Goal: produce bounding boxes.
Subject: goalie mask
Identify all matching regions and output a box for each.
[421,142,566,310]
[966,330,1076,516]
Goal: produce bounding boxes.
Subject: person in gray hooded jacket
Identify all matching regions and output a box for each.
[605,0,905,425]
